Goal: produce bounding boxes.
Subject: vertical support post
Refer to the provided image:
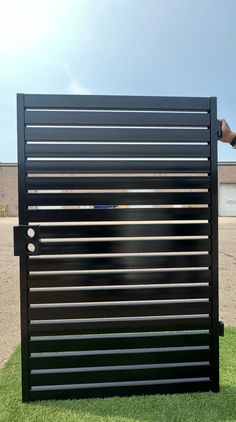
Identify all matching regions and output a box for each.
[17,94,30,402]
[210,97,219,392]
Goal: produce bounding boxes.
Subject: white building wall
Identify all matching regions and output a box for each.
[219,184,236,216]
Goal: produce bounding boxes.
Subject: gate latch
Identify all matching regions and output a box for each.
[13,225,40,256]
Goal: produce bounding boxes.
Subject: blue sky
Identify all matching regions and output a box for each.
[1,0,236,162]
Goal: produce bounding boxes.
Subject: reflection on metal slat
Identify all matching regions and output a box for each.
[26,160,211,174]
[27,192,211,206]
[30,364,211,386]
[29,332,211,353]
[28,269,211,288]
[25,127,211,142]
[28,254,211,272]
[28,316,211,336]
[39,239,211,255]
[28,301,211,320]
[28,286,211,304]
[25,144,210,158]
[39,223,211,238]
[26,176,211,190]
[27,207,211,222]
[24,94,211,110]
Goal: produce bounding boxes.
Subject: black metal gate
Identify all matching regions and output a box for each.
[14,94,223,402]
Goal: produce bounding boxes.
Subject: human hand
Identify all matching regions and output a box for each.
[219,119,236,143]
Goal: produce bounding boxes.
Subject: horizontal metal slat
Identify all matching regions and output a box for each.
[25,110,210,127]
[30,363,211,386]
[39,239,211,255]
[28,316,211,336]
[39,223,211,238]
[24,94,211,111]
[27,207,211,222]
[29,346,211,370]
[28,301,211,319]
[27,192,211,206]
[25,144,210,158]
[29,379,211,400]
[28,286,211,304]
[26,160,211,174]
[28,255,211,272]
[25,127,211,142]
[29,332,211,353]
[26,176,211,190]
[28,269,211,288]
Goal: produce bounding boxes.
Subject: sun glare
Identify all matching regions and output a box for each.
[0,0,60,55]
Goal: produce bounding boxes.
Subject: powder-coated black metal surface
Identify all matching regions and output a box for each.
[15,94,220,402]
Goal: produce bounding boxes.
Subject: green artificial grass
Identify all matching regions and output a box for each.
[0,328,235,422]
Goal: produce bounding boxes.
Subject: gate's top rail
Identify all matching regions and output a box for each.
[23,94,211,111]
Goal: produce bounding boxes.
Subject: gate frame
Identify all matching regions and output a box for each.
[210,97,219,392]
[15,93,223,402]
